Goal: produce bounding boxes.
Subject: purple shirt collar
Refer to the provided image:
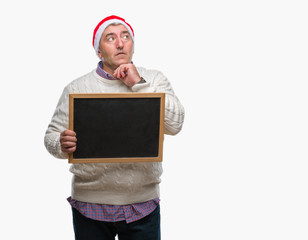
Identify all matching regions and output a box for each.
[96,61,116,80]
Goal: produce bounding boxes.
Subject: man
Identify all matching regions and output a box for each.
[44,15,184,240]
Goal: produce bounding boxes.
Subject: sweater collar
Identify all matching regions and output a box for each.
[96,61,116,80]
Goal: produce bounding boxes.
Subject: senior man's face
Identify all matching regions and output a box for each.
[98,24,134,74]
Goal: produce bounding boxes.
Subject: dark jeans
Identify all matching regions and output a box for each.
[72,206,161,240]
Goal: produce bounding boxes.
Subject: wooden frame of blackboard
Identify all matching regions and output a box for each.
[69,93,165,163]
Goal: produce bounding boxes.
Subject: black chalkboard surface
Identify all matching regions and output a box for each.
[69,93,165,163]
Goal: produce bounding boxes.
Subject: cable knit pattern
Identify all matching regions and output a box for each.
[44,67,184,205]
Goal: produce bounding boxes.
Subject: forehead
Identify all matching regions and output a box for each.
[102,24,129,36]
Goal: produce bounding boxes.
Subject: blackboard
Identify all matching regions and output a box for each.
[69,93,165,163]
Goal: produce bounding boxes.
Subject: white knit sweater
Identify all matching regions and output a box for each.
[44,67,184,205]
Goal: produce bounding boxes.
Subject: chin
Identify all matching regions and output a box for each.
[116,59,131,66]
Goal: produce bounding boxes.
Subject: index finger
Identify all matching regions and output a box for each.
[61,130,76,136]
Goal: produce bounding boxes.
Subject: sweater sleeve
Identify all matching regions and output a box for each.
[44,86,70,159]
[131,68,185,135]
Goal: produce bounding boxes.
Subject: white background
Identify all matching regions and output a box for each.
[1,0,308,239]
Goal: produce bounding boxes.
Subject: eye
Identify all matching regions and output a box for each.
[107,37,115,42]
[123,34,130,40]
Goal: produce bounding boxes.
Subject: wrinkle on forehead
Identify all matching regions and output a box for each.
[102,24,128,36]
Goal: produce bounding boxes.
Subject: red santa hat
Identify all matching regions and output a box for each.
[92,15,134,56]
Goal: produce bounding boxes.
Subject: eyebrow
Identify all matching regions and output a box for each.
[105,33,115,39]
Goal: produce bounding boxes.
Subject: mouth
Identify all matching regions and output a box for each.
[115,52,126,56]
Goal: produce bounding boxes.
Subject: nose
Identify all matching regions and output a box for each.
[116,37,124,49]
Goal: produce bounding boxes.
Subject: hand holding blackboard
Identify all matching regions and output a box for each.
[60,130,77,153]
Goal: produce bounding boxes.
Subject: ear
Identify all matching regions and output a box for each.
[97,49,103,59]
